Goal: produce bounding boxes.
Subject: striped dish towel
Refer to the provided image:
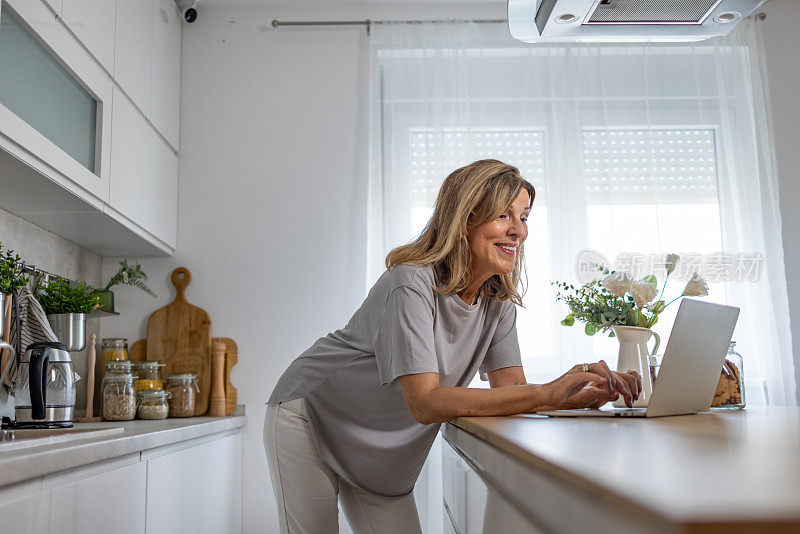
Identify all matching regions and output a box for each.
[2,286,59,389]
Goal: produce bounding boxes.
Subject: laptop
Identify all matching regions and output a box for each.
[538,299,740,418]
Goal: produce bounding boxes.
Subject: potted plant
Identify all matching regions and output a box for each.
[93,260,156,313]
[0,243,29,339]
[36,278,100,352]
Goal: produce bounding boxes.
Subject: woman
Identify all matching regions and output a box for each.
[264,159,641,534]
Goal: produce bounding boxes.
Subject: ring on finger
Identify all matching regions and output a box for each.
[581,363,589,373]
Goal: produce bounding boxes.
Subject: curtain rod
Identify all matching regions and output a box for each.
[270,19,507,36]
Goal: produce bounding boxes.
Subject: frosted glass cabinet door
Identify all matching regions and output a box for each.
[0,0,112,203]
[0,4,95,171]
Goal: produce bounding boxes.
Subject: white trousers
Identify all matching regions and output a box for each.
[263,397,423,534]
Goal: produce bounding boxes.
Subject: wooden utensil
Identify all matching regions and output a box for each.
[146,267,212,416]
[74,333,102,423]
[209,340,226,416]
[215,336,238,416]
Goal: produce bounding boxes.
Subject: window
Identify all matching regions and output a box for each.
[371,20,793,403]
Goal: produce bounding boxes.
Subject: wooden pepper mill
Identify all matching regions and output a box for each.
[209,339,227,416]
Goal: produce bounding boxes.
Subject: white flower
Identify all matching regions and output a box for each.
[629,280,658,308]
[682,272,709,297]
[664,253,680,275]
[601,272,632,298]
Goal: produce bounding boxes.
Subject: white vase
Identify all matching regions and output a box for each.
[611,325,660,408]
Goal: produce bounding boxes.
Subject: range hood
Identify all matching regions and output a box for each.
[508,0,769,43]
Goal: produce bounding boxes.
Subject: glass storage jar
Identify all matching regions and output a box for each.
[137,390,171,420]
[711,341,745,409]
[134,361,164,392]
[105,359,134,376]
[166,373,199,417]
[102,374,137,421]
[100,338,128,380]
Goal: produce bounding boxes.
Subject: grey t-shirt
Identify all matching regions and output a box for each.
[267,263,522,496]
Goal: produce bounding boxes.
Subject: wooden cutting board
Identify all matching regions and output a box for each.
[131,336,238,416]
[146,267,211,416]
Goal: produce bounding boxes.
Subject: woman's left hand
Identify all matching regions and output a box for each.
[564,362,643,408]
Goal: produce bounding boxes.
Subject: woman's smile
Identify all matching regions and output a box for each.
[495,243,518,257]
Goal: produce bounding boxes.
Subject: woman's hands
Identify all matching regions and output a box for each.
[544,361,642,409]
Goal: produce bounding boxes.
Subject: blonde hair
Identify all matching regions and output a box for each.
[385,159,535,306]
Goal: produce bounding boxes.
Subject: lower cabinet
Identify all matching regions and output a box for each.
[144,432,243,534]
[0,430,242,534]
[0,479,50,532]
[442,438,545,534]
[47,454,147,534]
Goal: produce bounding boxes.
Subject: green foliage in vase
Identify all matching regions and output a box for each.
[552,279,658,337]
[36,278,100,314]
[0,243,29,295]
[104,259,156,297]
[553,254,708,337]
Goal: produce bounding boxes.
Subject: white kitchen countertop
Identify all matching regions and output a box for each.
[448,406,800,531]
[0,407,246,488]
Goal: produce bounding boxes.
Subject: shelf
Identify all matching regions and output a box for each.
[88,310,120,318]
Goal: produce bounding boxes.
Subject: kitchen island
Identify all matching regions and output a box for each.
[443,407,800,534]
[0,409,246,534]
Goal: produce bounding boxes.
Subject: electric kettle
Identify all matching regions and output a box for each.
[14,342,76,428]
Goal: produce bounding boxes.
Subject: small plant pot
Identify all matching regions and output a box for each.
[92,289,115,313]
[47,313,86,352]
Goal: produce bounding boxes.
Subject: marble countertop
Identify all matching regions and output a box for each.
[450,406,800,527]
[0,407,246,488]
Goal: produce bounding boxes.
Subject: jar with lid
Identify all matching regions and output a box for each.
[166,373,199,417]
[134,361,165,392]
[105,359,135,376]
[711,341,745,409]
[137,390,171,420]
[102,374,137,421]
[100,338,128,379]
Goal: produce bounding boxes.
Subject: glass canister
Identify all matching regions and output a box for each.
[105,359,134,376]
[166,373,199,417]
[102,374,138,421]
[134,361,165,392]
[137,390,171,420]
[100,338,128,379]
[711,341,745,409]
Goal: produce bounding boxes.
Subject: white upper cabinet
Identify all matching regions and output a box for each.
[43,0,62,16]
[61,0,116,73]
[110,86,178,248]
[114,0,153,116]
[150,0,181,149]
[1,0,112,204]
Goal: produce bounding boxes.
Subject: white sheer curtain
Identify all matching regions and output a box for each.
[366,16,795,533]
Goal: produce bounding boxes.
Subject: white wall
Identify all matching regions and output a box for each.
[761,0,800,403]
[99,1,800,532]
[99,2,504,532]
